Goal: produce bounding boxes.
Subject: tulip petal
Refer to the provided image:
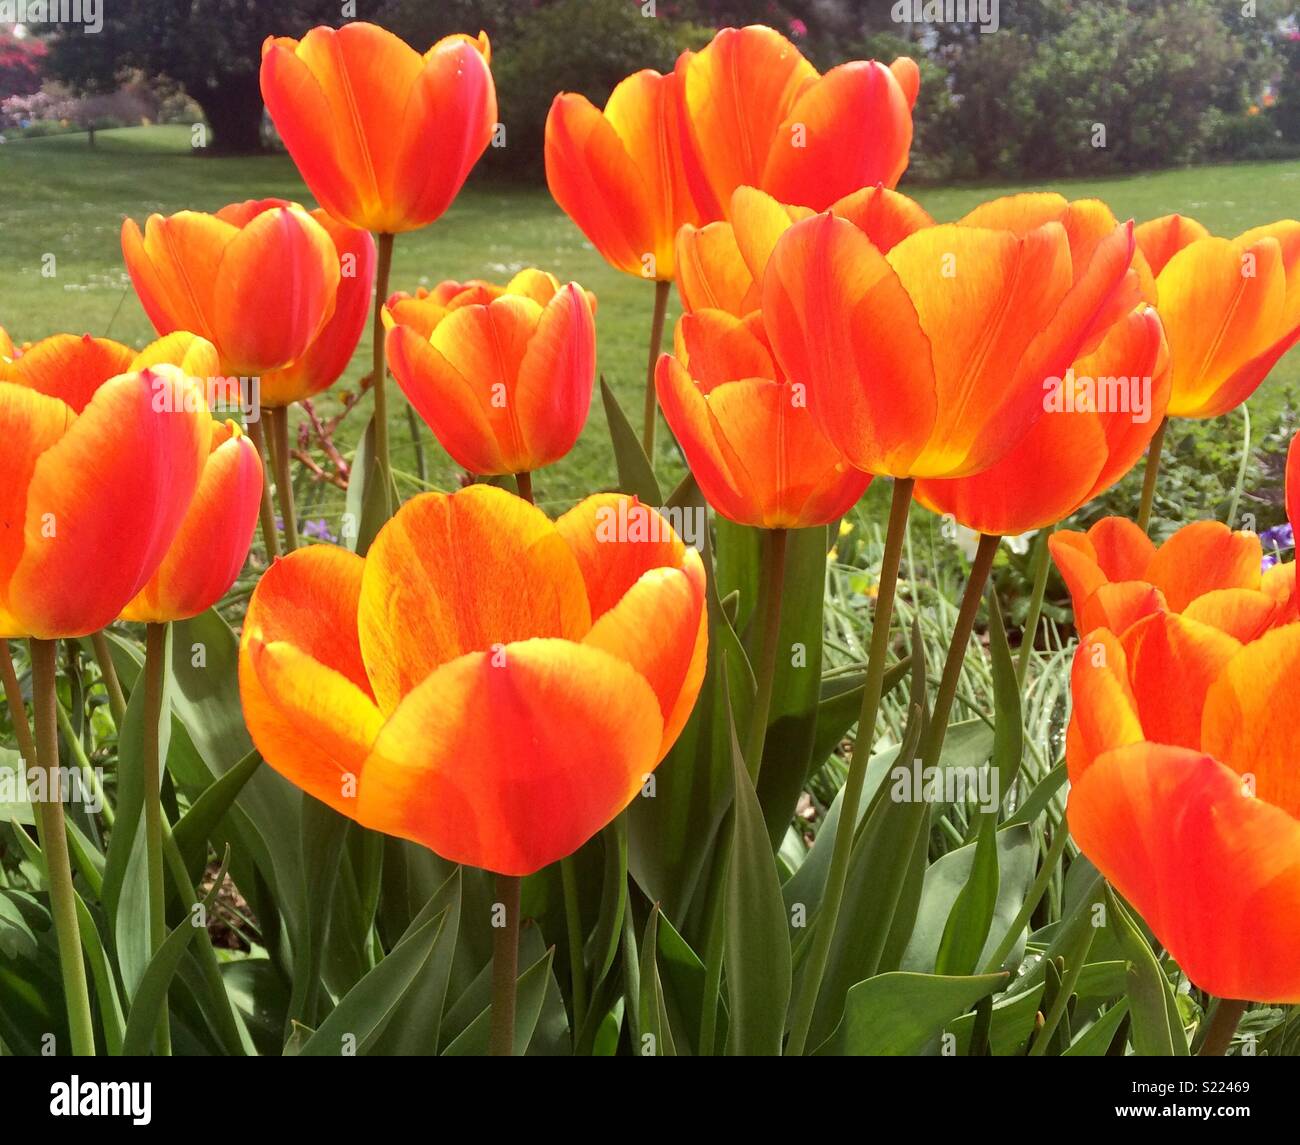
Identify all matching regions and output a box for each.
[355,640,664,876]
[1076,581,1167,638]
[1064,628,1142,777]
[676,220,756,316]
[357,486,591,713]
[1145,520,1261,610]
[1068,742,1300,1003]
[0,333,134,413]
[1182,588,1279,643]
[1135,213,1211,276]
[122,213,231,345]
[829,184,934,253]
[513,284,595,470]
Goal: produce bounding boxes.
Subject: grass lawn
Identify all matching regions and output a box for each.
[2,125,1297,527]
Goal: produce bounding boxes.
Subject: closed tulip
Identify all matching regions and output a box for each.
[676,24,918,223]
[546,69,700,281]
[384,270,596,476]
[1050,516,1294,640]
[1066,617,1300,1001]
[0,334,213,638]
[656,308,870,529]
[762,200,1140,482]
[260,22,497,235]
[122,201,342,376]
[120,419,263,624]
[239,485,708,876]
[1135,213,1300,417]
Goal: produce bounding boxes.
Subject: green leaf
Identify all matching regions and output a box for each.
[985,581,1024,804]
[1005,761,1067,827]
[287,796,349,1028]
[935,813,1001,977]
[637,906,677,1056]
[298,903,452,1056]
[171,748,262,882]
[346,412,398,556]
[440,948,558,1057]
[121,848,228,1055]
[1064,999,1131,1056]
[814,971,1007,1055]
[600,377,661,503]
[724,686,792,1056]
[807,657,912,770]
[1106,887,1187,1056]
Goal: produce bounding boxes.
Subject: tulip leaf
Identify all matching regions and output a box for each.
[171,747,262,882]
[1105,886,1188,1056]
[807,658,913,786]
[600,376,661,504]
[584,818,628,994]
[440,947,559,1057]
[1064,999,1131,1056]
[637,905,677,1056]
[121,847,229,1056]
[755,526,836,847]
[655,906,724,1055]
[724,686,792,1056]
[985,582,1024,806]
[812,971,1007,1055]
[287,795,349,1029]
[935,813,1002,977]
[1004,761,1067,827]
[346,412,398,555]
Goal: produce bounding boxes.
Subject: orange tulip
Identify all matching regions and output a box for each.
[229,202,377,407]
[676,25,918,223]
[260,23,497,235]
[1135,213,1300,417]
[122,201,342,377]
[762,198,1140,481]
[1049,517,1293,640]
[0,326,14,360]
[1066,618,1300,1001]
[239,485,708,876]
[546,69,700,280]
[656,308,870,529]
[0,334,213,639]
[120,419,263,623]
[384,270,596,476]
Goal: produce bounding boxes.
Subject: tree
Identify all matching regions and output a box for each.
[43,0,345,153]
[0,28,46,98]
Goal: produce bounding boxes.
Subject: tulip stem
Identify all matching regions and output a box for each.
[371,232,396,504]
[515,471,534,505]
[89,630,127,727]
[2,641,38,773]
[142,622,171,1055]
[267,405,299,552]
[785,478,914,1056]
[28,638,96,1056]
[1016,527,1052,689]
[1199,997,1248,1056]
[641,280,671,460]
[247,417,281,561]
[560,856,588,1033]
[490,873,522,1057]
[745,528,788,782]
[1137,417,1169,534]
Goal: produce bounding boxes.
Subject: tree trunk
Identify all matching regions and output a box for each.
[191,70,265,154]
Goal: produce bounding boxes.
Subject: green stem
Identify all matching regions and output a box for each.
[560,856,588,1035]
[641,280,671,460]
[1028,922,1095,1055]
[697,843,728,1056]
[143,622,171,1054]
[1199,997,1248,1056]
[89,630,126,727]
[489,873,522,1057]
[1136,417,1168,534]
[372,232,396,502]
[54,702,113,828]
[785,478,914,1055]
[744,528,788,782]
[267,405,299,553]
[247,416,281,561]
[1016,527,1052,689]
[2,641,38,771]
[29,638,96,1056]
[918,534,1001,770]
[406,403,428,485]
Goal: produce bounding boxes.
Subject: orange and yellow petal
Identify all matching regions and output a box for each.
[0,333,134,414]
[1064,628,1143,777]
[356,486,591,713]
[355,640,664,876]
[829,184,934,253]
[1145,520,1261,610]
[1135,213,1211,276]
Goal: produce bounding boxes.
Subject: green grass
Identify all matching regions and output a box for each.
[1,126,1297,523]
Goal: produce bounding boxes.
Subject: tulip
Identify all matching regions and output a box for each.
[1066,617,1300,1003]
[0,332,214,1057]
[120,420,263,623]
[1132,214,1300,530]
[122,201,341,376]
[1050,516,1296,640]
[546,69,700,283]
[384,270,596,478]
[260,22,497,236]
[676,25,918,224]
[657,311,870,531]
[0,325,14,360]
